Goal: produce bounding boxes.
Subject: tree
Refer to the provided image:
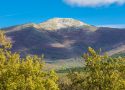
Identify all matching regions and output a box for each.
[0,31,11,49]
[0,31,59,90]
[66,47,125,90]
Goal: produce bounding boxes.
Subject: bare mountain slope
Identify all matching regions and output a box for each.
[2,18,125,60]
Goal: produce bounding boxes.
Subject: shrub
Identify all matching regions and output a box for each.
[65,47,125,90]
[0,31,59,90]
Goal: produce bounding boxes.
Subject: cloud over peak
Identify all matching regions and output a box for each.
[64,0,125,7]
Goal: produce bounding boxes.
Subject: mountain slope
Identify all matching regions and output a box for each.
[2,18,125,60]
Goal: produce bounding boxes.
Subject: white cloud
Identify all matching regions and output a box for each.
[64,0,125,7]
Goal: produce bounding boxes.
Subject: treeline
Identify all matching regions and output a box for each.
[1,31,125,90]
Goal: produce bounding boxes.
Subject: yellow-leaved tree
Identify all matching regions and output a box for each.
[0,31,59,90]
[61,47,125,90]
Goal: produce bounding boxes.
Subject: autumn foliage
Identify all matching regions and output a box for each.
[1,30,125,90]
[60,47,125,90]
[0,31,59,90]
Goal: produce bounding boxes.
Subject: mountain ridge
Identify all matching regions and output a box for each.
[2,18,98,32]
[1,18,125,60]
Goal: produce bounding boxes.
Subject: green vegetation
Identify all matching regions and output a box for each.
[59,47,125,90]
[0,31,11,49]
[45,59,84,71]
[2,30,125,90]
[112,52,125,58]
[0,31,59,90]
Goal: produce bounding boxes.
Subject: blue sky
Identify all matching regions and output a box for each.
[0,0,125,28]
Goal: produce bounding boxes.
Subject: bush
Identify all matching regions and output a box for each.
[0,31,59,90]
[63,47,125,90]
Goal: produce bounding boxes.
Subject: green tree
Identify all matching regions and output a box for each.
[0,31,59,90]
[66,47,125,90]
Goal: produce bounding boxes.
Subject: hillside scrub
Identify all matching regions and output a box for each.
[59,47,125,90]
[0,31,59,90]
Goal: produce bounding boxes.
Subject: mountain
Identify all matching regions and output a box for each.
[2,18,125,60]
[38,18,89,30]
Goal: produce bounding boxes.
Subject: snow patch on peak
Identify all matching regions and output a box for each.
[38,18,90,30]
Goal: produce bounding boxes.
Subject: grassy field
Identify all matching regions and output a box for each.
[112,52,125,58]
[44,58,85,74]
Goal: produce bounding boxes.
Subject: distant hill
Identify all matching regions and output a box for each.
[2,18,125,60]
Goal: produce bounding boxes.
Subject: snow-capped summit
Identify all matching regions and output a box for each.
[38,18,89,30]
